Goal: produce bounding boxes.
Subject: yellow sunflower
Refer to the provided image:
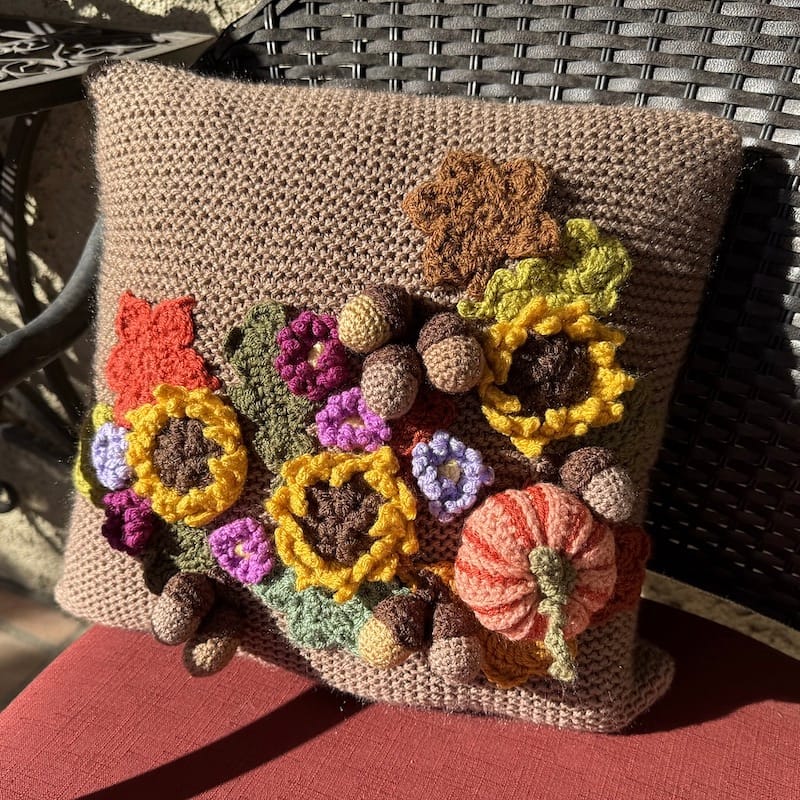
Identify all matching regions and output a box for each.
[126,385,247,527]
[267,447,418,603]
[478,297,634,457]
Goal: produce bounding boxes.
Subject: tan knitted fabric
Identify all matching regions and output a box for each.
[58,62,741,732]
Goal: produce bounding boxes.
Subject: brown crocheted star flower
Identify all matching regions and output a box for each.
[402,151,560,296]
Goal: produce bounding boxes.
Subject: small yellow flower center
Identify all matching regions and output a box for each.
[344,416,365,429]
[438,459,462,483]
[307,341,326,368]
[234,543,249,559]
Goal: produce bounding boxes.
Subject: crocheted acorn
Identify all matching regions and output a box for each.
[151,572,216,646]
[426,594,481,685]
[360,344,422,420]
[358,593,429,669]
[183,603,243,677]
[559,447,635,523]
[416,313,485,394]
[454,483,617,681]
[338,285,413,354]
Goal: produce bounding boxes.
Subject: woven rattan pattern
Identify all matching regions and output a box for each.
[198,0,800,628]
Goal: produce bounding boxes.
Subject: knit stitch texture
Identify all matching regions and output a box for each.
[60,62,742,732]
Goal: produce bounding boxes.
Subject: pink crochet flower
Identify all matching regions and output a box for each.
[209,517,275,584]
[315,387,391,452]
[274,311,350,402]
[101,488,154,556]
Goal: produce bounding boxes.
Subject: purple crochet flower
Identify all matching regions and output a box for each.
[411,431,495,523]
[274,310,350,402]
[209,517,275,584]
[91,422,132,491]
[101,489,154,555]
[315,387,391,452]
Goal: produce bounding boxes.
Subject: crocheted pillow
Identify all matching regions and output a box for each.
[59,62,741,732]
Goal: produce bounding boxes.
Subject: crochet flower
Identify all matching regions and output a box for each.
[74,403,114,506]
[478,297,635,458]
[402,151,560,296]
[315,387,391,452]
[458,218,633,322]
[126,385,247,527]
[91,422,132,491]
[275,310,350,402]
[106,292,219,427]
[267,447,417,602]
[101,488,155,555]
[411,432,494,523]
[209,517,275,584]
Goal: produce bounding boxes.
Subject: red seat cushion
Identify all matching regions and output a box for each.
[0,600,797,800]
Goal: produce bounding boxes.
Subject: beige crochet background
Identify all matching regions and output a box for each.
[1,1,797,664]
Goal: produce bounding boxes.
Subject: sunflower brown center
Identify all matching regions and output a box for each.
[503,332,593,418]
[301,475,382,566]
[152,417,223,495]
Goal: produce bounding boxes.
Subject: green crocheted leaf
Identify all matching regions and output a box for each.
[457,219,632,321]
[141,521,216,595]
[251,566,404,653]
[224,302,314,472]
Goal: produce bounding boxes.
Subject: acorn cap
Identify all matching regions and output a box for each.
[559,447,617,494]
[365,285,413,338]
[361,344,422,419]
[416,312,472,354]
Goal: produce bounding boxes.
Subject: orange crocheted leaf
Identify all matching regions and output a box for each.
[106,292,219,427]
[390,387,457,456]
[402,151,561,297]
[589,523,651,628]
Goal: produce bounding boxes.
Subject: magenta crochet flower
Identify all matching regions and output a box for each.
[101,488,154,555]
[208,517,275,584]
[315,387,392,452]
[411,431,495,523]
[274,310,350,402]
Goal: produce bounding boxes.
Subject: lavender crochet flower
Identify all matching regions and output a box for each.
[91,422,132,491]
[209,517,275,584]
[274,310,350,402]
[101,489,154,555]
[411,431,495,523]
[315,387,391,452]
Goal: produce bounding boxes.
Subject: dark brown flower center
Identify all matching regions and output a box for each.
[301,475,382,566]
[152,417,223,495]
[503,332,593,417]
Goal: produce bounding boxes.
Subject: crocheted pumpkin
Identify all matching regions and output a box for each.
[454,483,617,642]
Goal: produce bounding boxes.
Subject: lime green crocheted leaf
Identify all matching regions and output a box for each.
[141,521,216,595]
[252,566,404,653]
[458,219,632,321]
[224,302,314,472]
